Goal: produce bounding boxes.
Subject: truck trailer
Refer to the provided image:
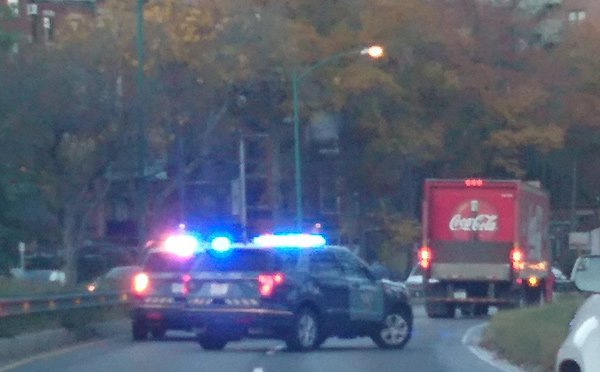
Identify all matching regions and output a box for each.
[419,178,553,318]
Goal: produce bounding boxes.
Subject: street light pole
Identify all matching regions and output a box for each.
[135,0,147,251]
[292,69,302,231]
[291,45,383,231]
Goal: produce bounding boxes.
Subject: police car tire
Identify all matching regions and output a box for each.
[151,325,166,339]
[198,336,228,350]
[286,307,320,351]
[371,307,412,349]
[132,319,148,341]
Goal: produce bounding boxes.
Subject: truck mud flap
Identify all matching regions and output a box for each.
[425,300,455,319]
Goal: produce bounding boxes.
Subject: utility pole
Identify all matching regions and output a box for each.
[177,124,186,224]
[239,135,248,243]
[570,158,577,233]
[135,0,147,251]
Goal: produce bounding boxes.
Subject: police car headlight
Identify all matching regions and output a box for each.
[382,280,408,297]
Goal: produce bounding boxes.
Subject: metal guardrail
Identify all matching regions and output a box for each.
[0,292,132,317]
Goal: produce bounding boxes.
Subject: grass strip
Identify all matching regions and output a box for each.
[0,278,89,297]
[481,293,586,371]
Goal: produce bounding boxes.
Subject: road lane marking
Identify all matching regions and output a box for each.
[252,368,264,372]
[0,340,105,372]
[463,323,524,372]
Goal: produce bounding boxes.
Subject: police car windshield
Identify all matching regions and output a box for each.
[143,252,197,273]
[192,249,298,272]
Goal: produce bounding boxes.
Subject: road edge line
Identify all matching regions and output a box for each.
[0,339,106,372]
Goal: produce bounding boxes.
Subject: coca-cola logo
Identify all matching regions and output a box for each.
[449,200,498,240]
[449,214,498,232]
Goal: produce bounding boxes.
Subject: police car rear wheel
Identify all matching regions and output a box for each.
[132,319,148,341]
[286,308,320,351]
[151,325,166,339]
[198,335,227,350]
[371,308,411,349]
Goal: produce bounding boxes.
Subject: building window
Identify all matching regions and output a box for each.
[319,176,338,214]
[568,10,586,23]
[7,0,19,16]
[43,15,54,43]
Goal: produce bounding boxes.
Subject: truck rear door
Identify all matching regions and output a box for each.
[425,181,515,281]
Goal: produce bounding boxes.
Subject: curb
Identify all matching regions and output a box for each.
[463,323,526,372]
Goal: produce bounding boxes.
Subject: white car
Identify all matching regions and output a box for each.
[555,255,600,372]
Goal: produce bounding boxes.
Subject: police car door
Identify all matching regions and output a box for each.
[307,250,349,327]
[334,248,384,323]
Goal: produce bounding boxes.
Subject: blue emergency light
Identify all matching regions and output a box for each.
[252,233,326,248]
[210,236,233,252]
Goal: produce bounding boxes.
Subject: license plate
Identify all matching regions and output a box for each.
[171,283,185,294]
[209,283,229,296]
[453,290,467,300]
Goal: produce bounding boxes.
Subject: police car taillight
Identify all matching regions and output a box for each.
[257,272,284,297]
[133,273,150,294]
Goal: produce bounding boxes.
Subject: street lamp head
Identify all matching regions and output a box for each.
[361,45,384,59]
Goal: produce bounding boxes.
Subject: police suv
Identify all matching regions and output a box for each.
[182,233,413,351]
[130,234,201,340]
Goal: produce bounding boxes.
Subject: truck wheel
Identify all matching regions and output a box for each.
[525,286,544,307]
[474,304,488,316]
[371,307,412,349]
[461,304,489,317]
[286,307,320,351]
[425,301,455,318]
[132,318,148,341]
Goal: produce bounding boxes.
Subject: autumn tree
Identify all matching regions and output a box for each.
[542,20,600,209]
[0,12,134,283]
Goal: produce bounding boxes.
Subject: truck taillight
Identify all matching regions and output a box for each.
[510,248,524,270]
[257,272,284,297]
[464,178,484,187]
[527,276,539,287]
[418,246,432,269]
[133,273,150,294]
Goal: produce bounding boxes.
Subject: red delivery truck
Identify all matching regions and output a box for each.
[419,179,554,318]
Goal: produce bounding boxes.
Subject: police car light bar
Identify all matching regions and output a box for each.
[164,234,200,257]
[252,233,326,248]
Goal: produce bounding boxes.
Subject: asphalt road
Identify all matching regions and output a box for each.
[1,306,519,372]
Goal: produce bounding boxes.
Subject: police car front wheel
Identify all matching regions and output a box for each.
[371,308,412,349]
[286,307,320,351]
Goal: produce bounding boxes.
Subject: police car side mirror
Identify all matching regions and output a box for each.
[572,255,600,293]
